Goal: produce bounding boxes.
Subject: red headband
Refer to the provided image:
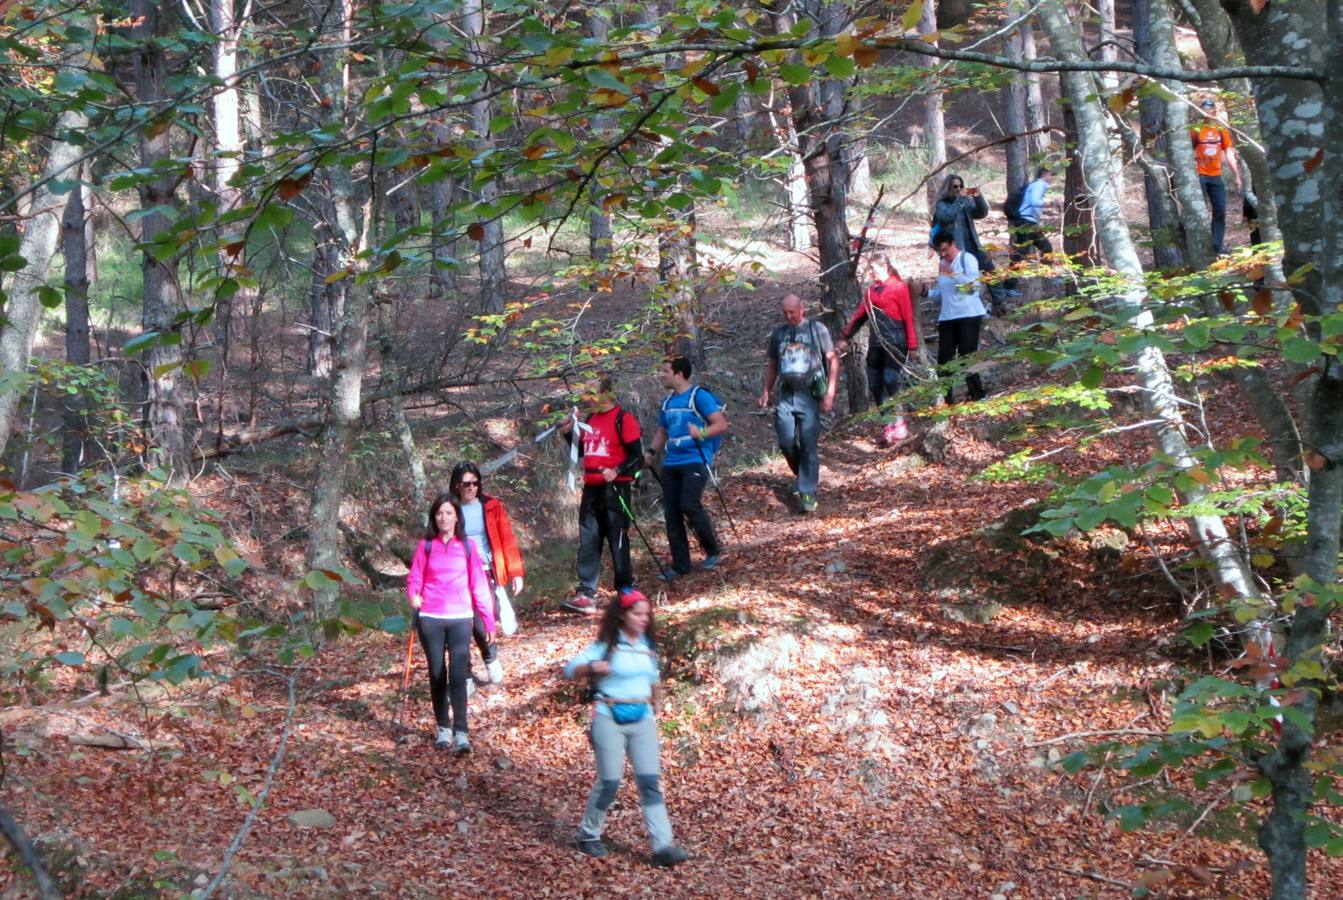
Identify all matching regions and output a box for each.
[619,589,648,608]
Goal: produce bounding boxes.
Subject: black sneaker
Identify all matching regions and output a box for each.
[651,845,689,867]
[576,838,609,859]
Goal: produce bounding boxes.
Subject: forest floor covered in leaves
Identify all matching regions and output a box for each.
[8,394,1343,897]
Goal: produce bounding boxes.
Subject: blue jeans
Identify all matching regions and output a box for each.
[774,389,821,495]
[1200,175,1227,255]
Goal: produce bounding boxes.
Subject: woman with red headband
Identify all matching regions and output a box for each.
[564,589,689,867]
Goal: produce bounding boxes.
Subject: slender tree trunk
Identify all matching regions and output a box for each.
[307,219,338,378]
[132,0,189,477]
[61,174,91,474]
[210,0,252,354]
[464,0,505,311]
[0,31,92,462]
[427,121,459,302]
[773,0,867,411]
[847,92,873,200]
[1131,0,1184,269]
[768,89,811,252]
[920,0,947,216]
[1021,19,1049,159]
[1038,0,1264,609]
[305,0,374,618]
[586,9,614,260]
[1060,103,1094,266]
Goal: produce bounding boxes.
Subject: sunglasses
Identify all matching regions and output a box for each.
[459,479,480,487]
[950,183,963,189]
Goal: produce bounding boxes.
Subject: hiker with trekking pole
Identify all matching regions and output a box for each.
[559,373,648,615]
[404,492,496,754]
[563,590,689,867]
[644,356,729,582]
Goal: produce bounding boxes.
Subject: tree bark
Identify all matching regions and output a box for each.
[768,89,811,252]
[919,0,948,216]
[210,0,252,354]
[1039,0,1264,611]
[132,0,190,477]
[61,172,91,474]
[0,36,92,463]
[586,8,614,261]
[304,0,374,618]
[1131,0,1185,269]
[464,0,506,312]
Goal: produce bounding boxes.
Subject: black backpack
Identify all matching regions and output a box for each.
[1002,183,1027,221]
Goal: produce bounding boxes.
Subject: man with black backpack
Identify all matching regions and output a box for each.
[559,374,644,615]
[644,356,728,579]
[758,294,839,514]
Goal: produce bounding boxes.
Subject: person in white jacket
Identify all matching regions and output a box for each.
[931,233,988,403]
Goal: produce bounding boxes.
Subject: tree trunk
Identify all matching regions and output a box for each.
[1131,0,1185,269]
[773,0,868,411]
[0,33,92,462]
[586,9,614,261]
[920,0,947,216]
[1038,0,1264,610]
[847,92,873,200]
[768,90,811,252]
[464,0,506,312]
[1060,103,1094,266]
[307,219,340,378]
[305,0,374,618]
[61,174,91,475]
[210,0,252,355]
[1217,1,1340,893]
[132,0,189,477]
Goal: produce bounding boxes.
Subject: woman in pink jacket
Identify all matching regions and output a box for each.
[406,492,496,754]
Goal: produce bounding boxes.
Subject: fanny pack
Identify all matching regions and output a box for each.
[601,698,649,724]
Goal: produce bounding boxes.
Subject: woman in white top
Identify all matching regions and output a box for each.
[931,232,988,403]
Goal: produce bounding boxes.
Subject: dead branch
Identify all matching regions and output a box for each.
[0,804,60,899]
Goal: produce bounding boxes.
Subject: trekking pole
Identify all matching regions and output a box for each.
[392,618,417,746]
[611,482,672,582]
[692,437,739,539]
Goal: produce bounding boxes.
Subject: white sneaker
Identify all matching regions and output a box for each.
[486,660,504,684]
[435,726,452,747]
[453,731,471,755]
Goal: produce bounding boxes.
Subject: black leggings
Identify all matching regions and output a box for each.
[937,316,986,402]
[416,615,474,733]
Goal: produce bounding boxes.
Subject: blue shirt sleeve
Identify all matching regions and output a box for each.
[694,389,722,418]
[564,641,606,679]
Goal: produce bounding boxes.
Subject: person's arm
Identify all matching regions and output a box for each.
[564,643,607,679]
[838,295,870,347]
[1224,132,1243,191]
[615,417,644,480]
[644,424,669,466]
[406,541,426,609]
[466,545,495,635]
[968,192,989,219]
[691,409,728,441]
[492,502,525,594]
[953,252,980,288]
[758,357,778,409]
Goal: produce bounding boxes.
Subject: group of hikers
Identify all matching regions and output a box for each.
[398,105,1253,865]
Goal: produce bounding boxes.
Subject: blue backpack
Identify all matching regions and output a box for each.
[660,385,724,458]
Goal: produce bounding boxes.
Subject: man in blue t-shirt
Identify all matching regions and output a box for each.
[644,356,728,579]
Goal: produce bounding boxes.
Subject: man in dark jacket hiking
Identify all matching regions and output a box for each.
[644,355,728,579]
[560,374,644,614]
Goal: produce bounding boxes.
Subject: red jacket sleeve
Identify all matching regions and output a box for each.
[841,289,875,341]
[485,497,525,582]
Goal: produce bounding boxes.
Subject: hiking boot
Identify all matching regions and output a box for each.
[486,659,504,684]
[562,594,599,615]
[799,494,818,514]
[435,726,452,748]
[651,845,689,867]
[658,569,682,583]
[576,838,609,859]
[786,480,800,496]
[700,555,721,571]
[452,731,471,756]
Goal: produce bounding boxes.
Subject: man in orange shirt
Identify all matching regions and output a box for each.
[1190,97,1243,255]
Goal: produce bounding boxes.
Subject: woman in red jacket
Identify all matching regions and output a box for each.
[406,492,496,754]
[450,461,525,685]
[837,255,918,445]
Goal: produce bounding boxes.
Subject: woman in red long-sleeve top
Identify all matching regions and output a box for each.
[837,255,917,444]
[406,492,496,755]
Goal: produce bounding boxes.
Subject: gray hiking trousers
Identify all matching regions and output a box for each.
[577,710,675,851]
